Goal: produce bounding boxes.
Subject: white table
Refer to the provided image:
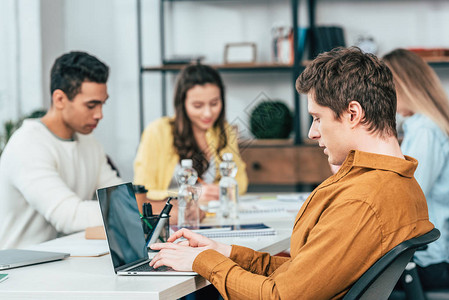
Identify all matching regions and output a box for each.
[0,219,294,300]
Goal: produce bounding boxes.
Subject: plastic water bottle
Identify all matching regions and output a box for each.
[219,153,239,220]
[176,159,199,229]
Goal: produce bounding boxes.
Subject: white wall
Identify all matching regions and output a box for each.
[40,0,65,107]
[316,0,449,53]
[61,0,140,181]
[30,0,449,182]
[0,0,43,126]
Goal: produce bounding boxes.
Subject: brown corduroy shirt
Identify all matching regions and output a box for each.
[193,150,434,300]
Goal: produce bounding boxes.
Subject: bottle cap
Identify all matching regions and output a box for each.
[181,159,193,168]
[222,153,233,161]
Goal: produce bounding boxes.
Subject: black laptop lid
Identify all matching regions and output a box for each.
[97,182,148,271]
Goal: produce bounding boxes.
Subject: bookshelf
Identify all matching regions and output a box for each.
[142,62,296,72]
[136,0,305,144]
[307,0,449,68]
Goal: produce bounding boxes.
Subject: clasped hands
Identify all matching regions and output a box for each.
[149,228,232,271]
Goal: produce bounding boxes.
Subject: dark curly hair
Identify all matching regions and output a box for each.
[171,64,227,177]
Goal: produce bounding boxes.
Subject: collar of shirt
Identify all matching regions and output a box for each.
[334,150,417,182]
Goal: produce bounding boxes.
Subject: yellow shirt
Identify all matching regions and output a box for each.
[134,117,248,200]
[193,150,434,300]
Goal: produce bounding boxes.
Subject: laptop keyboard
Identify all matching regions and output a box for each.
[130,263,171,272]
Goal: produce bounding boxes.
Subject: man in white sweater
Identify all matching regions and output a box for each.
[0,51,122,249]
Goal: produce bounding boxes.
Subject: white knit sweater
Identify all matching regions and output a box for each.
[0,119,122,249]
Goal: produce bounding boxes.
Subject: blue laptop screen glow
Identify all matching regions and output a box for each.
[97,183,147,269]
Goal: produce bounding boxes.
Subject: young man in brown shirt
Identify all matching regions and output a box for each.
[150,47,434,299]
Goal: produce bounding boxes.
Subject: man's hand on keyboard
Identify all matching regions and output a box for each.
[149,228,231,271]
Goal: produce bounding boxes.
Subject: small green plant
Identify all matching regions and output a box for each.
[0,109,47,156]
[249,101,293,139]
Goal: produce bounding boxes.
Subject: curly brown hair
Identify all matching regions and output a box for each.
[296,47,397,138]
[171,64,227,177]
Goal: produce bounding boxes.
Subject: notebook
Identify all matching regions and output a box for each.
[0,249,69,270]
[190,223,276,238]
[96,182,197,276]
[238,195,307,220]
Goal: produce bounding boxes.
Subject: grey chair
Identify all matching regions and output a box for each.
[343,228,440,300]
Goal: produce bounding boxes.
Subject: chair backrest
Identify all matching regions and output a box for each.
[343,228,440,300]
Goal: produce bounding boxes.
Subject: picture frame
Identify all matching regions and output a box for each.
[224,42,257,64]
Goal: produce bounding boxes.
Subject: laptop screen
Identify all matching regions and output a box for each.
[97,182,148,270]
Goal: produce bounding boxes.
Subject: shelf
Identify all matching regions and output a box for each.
[142,58,449,72]
[424,57,449,68]
[142,63,296,73]
[162,0,233,1]
[238,138,319,148]
[423,57,449,63]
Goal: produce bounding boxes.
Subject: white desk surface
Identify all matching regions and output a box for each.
[0,215,298,299]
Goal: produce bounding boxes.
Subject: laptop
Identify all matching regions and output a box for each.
[0,249,69,270]
[96,182,197,276]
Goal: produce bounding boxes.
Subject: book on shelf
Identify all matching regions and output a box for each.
[310,26,346,59]
[271,25,346,63]
[184,223,276,238]
[297,27,309,62]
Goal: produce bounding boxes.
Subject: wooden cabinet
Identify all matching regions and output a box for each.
[240,140,332,189]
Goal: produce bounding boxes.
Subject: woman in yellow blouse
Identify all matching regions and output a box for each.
[134,64,248,202]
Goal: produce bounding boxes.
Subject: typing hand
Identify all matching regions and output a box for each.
[150,228,231,256]
[149,242,204,271]
[170,228,231,257]
[168,228,215,247]
[150,229,231,271]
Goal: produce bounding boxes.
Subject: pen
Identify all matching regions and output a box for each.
[146,197,174,246]
[142,202,153,231]
[141,213,166,244]
[143,203,153,217]
[140,213,153,230]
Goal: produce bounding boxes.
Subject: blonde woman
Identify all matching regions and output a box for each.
[383,48,449,290]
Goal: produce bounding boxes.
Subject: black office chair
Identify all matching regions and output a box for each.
[389,260,449,300]
[343,228,440,300]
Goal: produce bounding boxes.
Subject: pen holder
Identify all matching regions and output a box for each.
[141,215,170,244]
